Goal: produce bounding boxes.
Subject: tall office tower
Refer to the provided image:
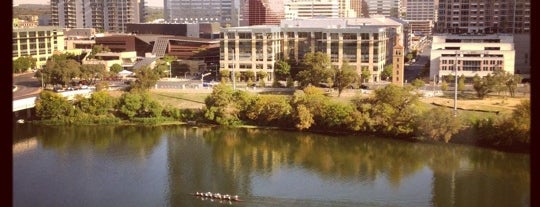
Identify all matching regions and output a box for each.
[139,0,146,23]
[406,0,437,21]
[338,0,358,17]
[240,0,250,26]
[164,0,237,26]
[285,0,357,19]
[285,0,339,19]
[364,0,402,17]
[435,0,530,34]
[248,0,285,26]
[51,0,141,33]
[350,0,362,17]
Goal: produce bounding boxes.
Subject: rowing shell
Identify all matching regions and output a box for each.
[189,193,242,202]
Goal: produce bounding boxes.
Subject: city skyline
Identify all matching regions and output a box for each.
[14,0,164,7]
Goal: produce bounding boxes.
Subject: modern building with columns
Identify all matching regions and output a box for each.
[220,17,405,83]
[430,34,515,81]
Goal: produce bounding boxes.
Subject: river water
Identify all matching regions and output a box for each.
[13,124,530,207]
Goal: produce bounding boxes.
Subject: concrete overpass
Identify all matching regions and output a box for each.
[13,89,95,119]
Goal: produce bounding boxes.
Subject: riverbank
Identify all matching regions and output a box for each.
[26,86,529,154]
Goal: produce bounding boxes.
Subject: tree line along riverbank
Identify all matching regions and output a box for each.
[29,83,530,153]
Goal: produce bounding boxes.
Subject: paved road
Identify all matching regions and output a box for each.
[404,44,431,83]
[13,72,41,100]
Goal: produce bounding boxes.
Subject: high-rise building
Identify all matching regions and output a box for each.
[285,0,339,19]
[435,0,530,34]
[350,0,362,17]
[338,0,358,17]
[364,0,402,17]
[51,0,141,33]
[139,0,146,23]
[248,0,285,26]
[164,0,237,27]
[285,0,357,20]
[406,0,437,21]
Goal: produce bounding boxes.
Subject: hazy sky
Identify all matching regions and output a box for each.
[13,0,164,7]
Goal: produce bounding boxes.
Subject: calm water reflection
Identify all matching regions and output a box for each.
[13,125,530,207]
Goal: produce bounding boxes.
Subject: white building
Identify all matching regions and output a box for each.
[12,26,65,68]
[430,34,515,81]
[220,17,406,82]
[405,0,437,21]
[285,0,358,19]
[285,0,339,19]
[364,0,402,17]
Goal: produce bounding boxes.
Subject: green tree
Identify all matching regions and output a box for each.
[457,75,466,93]
[360,67,371,83]
[334,61,359,97]
[75,91,117,116]
[88,44,111,59]
[411,78,425,89]
[274,60,291,81]
[320,101,357,130]
[131,66,160,92]
[473,74,495,99]
[286,76,295,88]
[118,92,143,119]
[406,53,414,62]
[204,83,246,125]
[505,74,522,97]
[117,92,163,119]
[245,95,292,126]
[381,64,393,81]
[290,86,329,130]
[43,58,81,86]
[13,56,37,73]
[296,52,334,87]
[109,63,123,74]
[415,107,462,143]
[220,69,230,82]
[506,100,530,143]
[244,70,255,82]
[257,71,268,87]
[35,91,74,120]
[491,69,508,95]
[161,54,177,77]
[80,64,106,85]
[441,80,448,91]
[359,84,420,136]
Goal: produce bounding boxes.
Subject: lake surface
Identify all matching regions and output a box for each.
[13,124,530,207]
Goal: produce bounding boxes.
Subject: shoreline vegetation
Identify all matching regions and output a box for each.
[27,83,530,154]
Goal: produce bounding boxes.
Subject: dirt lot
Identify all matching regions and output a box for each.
[420,94,529,113]
[108,88,529,114]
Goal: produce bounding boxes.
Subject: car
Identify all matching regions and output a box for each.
[360,84,369,89]
[203,81,219,87]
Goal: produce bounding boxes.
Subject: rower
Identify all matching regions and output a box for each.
[233,195,239,201]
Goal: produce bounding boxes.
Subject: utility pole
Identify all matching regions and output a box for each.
[454,51,459,117]
[232,47,237,90]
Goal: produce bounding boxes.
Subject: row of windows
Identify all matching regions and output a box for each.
[441,59,503,65]
[223,32,384,40]
[441,65,500,71]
